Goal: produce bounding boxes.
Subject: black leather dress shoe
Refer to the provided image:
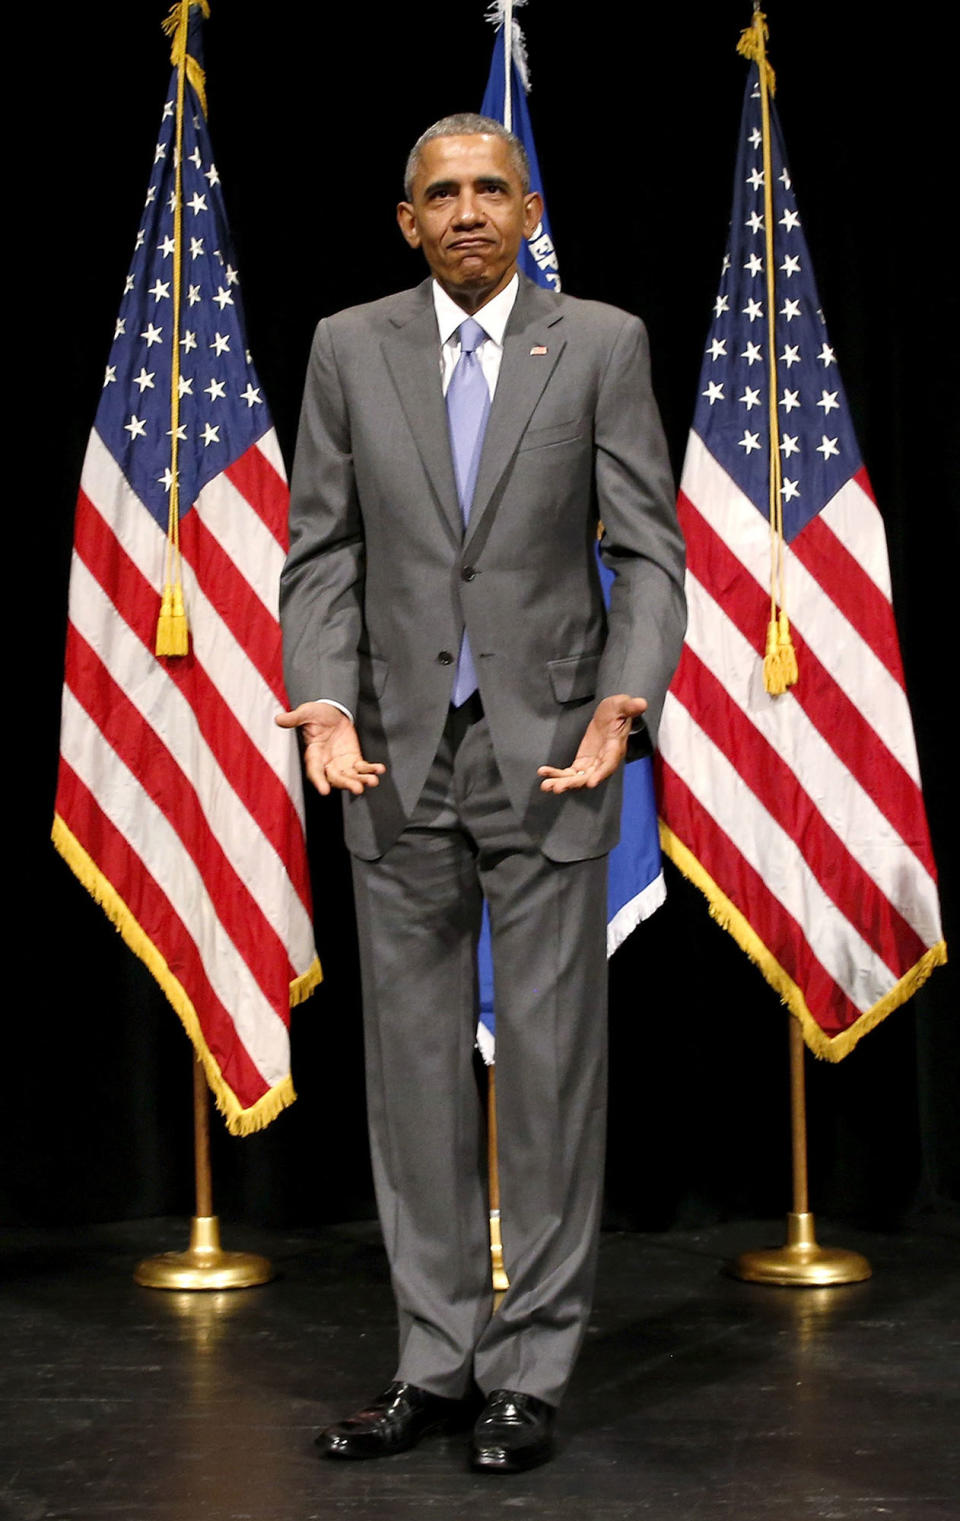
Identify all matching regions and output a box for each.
[470,1388,556,1472]
[316,1381,464,1459]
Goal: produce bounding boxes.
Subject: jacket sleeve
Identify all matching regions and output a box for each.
[593,313,687,751]
[280,319,364,716]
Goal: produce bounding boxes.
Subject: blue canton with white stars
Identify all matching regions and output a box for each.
[95,15,268,530]
[693,65,860,542]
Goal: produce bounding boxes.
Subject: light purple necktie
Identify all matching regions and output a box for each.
[446,317,491,707]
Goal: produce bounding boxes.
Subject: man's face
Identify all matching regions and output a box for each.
[397,134,542,311]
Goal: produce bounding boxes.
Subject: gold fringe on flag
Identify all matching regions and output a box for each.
[659,820,947,1062]
[51,812,318,1135]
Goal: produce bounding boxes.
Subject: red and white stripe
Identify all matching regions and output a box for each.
[657,433,942,1046]
[55,428,316,1120]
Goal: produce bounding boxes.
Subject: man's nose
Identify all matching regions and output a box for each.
[453,192,485,225]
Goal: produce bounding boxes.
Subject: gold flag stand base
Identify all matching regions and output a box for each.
[730,1210,872,1286]
[134,1215,274,1291]
[134,1059,273,1290]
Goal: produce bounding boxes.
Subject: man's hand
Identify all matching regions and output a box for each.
[537,694,647,794]
[275,702,386,798]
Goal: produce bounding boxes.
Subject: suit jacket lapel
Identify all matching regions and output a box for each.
[381,281,461,543]
[465,279,566,555]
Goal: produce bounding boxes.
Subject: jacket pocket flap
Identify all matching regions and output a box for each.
[547,653,600,703]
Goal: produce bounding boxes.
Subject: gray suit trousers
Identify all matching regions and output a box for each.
[350,702,609,1408]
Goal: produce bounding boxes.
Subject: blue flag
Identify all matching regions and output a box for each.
[476,6,665,1063]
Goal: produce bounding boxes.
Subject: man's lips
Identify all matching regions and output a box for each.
[448,237,494,251]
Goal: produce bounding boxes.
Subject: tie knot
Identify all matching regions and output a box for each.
[457,317,486,356]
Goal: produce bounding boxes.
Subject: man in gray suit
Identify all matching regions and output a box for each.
[278,114,685,1472]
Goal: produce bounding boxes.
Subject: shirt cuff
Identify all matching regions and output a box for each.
[313,698,354,723]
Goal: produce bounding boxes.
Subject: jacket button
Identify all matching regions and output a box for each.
[438,650,454,665]
[461,565,477,581]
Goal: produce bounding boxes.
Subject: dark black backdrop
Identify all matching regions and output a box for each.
[9,2,956,1233]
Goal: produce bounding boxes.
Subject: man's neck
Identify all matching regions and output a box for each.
[436,266,518,316]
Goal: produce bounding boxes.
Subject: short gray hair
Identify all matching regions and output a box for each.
[403,113,531,199]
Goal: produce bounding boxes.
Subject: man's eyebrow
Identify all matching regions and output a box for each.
[422,176,512,197]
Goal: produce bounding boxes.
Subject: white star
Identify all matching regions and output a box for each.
[779,168,792,189]
[178,374,194,397]
[133,367,155,393]
[817,343,836,367]
[144,187,157,206]
[780,344,801,368]
[702,381,725,405]
[124,414,147,440]
[190,237,205,260]
[779,208,800,232]
[212,285,234,311]
[181,330,198,353]
[738,430,762,454]
[746,210,764,234]
[746,166,765,191]
[781,478,800,502]
[817,389,840,414]
[168,191,178,212]
[154,141,167,163]
[187,191,208,216]
[742,298,764,323]
[188,147,202,168]
[707,338,727,361]
[205,378,227,402]
[741,341,763,366]
[780,299,801,322]
[721,253,731,274]
[135,229,145,249]
[780,254,801,277]
[157,236,175,258]
[187,284,202,306]
[141,322,163,347]
[162,99,174,120]
[780,434,800,458]
[816,435,840,459]
[749,127,762,148]
[166,423,187,442]
[114,317,126,339]
[240,383,262,408]
[714,293,729,317]
[210,332,230,356]
[103,365,116,388]
[739,386,762,410]
[780,389,801,413]
[205,162,220,187]
[148,278,170,303]
[743,252,763,277]
[201,422,220,447]
[158,467,176,493]
[123,274,135,294]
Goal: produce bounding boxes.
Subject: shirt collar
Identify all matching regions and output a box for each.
[432,272,520,347]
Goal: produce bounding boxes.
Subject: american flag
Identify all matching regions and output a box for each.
[52,0,319,1132]
[656,56,946,1058]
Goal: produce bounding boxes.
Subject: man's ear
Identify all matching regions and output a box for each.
[397,202,421,250]
[522,191,544,240]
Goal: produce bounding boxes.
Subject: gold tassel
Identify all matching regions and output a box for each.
[156,583,189,656]
[776,610,798,687]
[736,8,777,95]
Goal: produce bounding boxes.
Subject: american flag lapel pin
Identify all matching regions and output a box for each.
[529,344,548,356]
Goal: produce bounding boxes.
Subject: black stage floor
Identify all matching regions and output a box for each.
[1,1216,957,1521]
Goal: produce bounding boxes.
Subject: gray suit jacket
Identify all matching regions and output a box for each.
[281,274,686,862]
